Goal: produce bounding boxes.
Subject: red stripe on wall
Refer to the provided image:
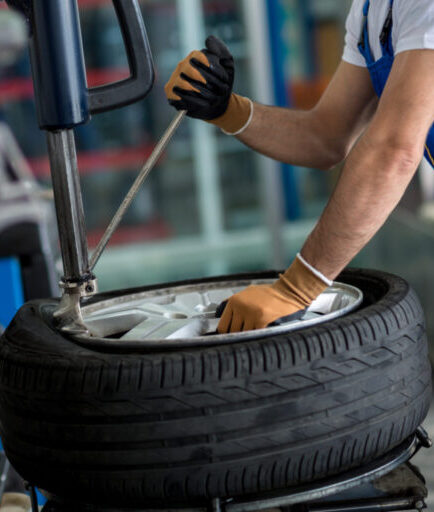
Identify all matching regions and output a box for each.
[29,143,156,178]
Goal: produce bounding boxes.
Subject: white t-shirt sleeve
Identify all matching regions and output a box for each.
[394,0,434,55]
[342,0,367,67]
[342,0,434,67]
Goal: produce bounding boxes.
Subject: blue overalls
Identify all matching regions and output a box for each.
[358,0,434,167]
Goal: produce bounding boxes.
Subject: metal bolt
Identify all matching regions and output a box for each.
[416,427,432,448]
[415,499,426,511]
[212,498,222,512]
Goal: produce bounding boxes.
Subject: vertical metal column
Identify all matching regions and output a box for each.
[46,130,90,282]
[176,0,226,275]
[27,0,92,286]
[242,0,286,269]
[266,0,301,221]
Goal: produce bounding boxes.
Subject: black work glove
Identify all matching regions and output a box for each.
[165,35,235,120]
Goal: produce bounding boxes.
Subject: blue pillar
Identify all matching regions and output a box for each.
[266,0,301,220]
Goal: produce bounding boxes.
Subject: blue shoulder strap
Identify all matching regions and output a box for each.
[358,0,375,64]
[379,0,394,55]
[358,0,395,62]
[363,0,370,16]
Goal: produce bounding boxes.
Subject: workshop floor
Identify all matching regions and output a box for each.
[413,398,434,507]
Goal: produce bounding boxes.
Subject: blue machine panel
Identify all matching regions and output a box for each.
[0,257,24,330]
[0,258,46,504]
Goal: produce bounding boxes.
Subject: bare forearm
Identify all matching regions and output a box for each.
[235,62,379,170]
[237,103,341,170]
[301,135,420,280]
[300,50,434,281]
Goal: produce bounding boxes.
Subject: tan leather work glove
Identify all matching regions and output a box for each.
[164,35,253,135]
[217,254,332,333]
[0,493,31,512]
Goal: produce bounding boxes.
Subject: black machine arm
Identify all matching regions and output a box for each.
[5,0,154,129]
[89,0,154,114]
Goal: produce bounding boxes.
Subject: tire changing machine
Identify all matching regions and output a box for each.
[1,0,432,511]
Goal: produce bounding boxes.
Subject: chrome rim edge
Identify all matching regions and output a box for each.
[77,279,363,346]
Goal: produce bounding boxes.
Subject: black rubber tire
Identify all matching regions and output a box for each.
[0,268,431,508]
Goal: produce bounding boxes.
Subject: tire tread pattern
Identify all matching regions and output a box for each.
[0,269,431,507]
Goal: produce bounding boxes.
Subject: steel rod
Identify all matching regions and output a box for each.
[89,110,186,271]
[46,130,90,281]
[307,497,421,511]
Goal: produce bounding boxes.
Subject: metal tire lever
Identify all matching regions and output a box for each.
[89,110,186,271]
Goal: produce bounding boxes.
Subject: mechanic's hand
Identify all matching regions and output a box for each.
[165,35,252,134]
[217,255,331,333]
[0,493,31,512]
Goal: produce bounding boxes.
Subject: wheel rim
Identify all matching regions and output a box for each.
[79,279,363,345]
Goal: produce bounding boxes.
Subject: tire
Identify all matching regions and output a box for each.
[0,268,431,508]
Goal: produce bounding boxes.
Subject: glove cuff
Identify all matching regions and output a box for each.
[272,255,331,307]
[296,252,333,286]
[209,94,253,134]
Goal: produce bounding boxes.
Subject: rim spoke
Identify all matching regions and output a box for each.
[121,317,209,340]
[173,292,206,312]
[302,311,324,320]
[205,289,239,305]
[138,303,188,317]
[309,292,340,314]
[86,309,146,338]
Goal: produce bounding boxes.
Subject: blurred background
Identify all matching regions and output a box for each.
[0,0,433,349]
